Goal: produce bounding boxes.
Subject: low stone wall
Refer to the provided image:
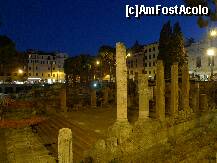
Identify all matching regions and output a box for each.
[85,110,217,162]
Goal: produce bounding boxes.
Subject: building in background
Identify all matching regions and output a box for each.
[27,50,68,84]
[186,37,217,81]
[127,42,159,80]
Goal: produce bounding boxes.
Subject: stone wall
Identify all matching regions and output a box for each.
[86,110,217,162]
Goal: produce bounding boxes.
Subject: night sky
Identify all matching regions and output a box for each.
[0,0,209,56]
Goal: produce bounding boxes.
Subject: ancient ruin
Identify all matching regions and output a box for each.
[156,60,165,121]
[58,128,73,163]
[138,74,149,120]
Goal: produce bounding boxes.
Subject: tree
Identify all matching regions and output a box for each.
[184,0,216,27]
[158,21,187,78]
[64,55,95,85]
[97,45,116,81]
[0,35,27,80]
[158,21,173,79]
[170,22,187,68]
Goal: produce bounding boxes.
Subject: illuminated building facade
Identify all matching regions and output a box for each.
[27,50,68,84]
[127,42,159,80]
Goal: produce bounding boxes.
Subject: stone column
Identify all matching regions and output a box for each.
[58,128,73,163]
[116,42,128,122]
[199,94,208,111]
[60,88,67,112]
[170,63,179,116]
[181,63,190,112]
[156,60,165,121]
[91,90,97,108]
[148,87,154,100]
[103,87,109,105]
[192,82,200,113]
[138,74,149,119]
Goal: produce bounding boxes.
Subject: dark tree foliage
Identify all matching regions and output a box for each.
[64,55,95,85]
[0,35,26,78]
[184,0,216,27]
[170,22,187,67]
[158,21,173,79]
[0,35,16,64]
[158,21,187,79]
[98,45,116,81]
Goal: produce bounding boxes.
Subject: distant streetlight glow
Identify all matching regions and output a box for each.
[207,48,215,56]
[210,29,217,37]
[96,60,100,65]
[207,48,215,80]
[18,69,23,74]
[126,53,131,58]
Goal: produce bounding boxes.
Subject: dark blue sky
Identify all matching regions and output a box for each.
[0,0,208,56]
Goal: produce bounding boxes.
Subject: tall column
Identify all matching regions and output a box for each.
[60,88,67,112]
[170,63,179,116]
[138,74,149,119]
[199,94,208,111]
[181,63,190,112]
[192,82,200,113]
[103,87,109,105]
[116,42,128,121]
[91,90,97,108]
[58,128,73,163]
[156,60,165,121]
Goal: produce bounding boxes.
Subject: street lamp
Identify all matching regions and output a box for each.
[18,69,23,74]
[210,29,217,38]
[207,48,215,80]
[96,60,100,65]
[126,53,131,58]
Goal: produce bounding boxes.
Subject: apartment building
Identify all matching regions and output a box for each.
[187,38,217,80]
[27,50,68,83]
[127,42,159,80]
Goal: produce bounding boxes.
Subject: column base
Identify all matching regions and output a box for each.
[108,120,132,144]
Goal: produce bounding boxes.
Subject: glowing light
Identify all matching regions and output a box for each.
[93,83,97,87]
[18,69,23,74]
[210,29,217,37]
[28,77,41,80]
[96,60,100,65]
[47,79,52,84]
[127,53,131,57]
[207,48,215,56]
